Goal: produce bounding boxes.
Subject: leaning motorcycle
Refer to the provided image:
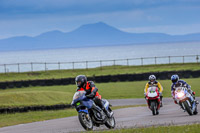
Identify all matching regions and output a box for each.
[174,87,198,115]
[71,91,115,131]
[145,87,161,115]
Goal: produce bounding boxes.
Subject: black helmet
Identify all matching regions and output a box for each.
[171,75,179,83]
[75,75,87,87]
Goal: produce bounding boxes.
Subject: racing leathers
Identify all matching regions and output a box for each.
[76,81,112,117]
[144,81,163,106]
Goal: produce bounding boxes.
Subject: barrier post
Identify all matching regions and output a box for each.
[58,62,60,70]
[196,55,199,63]
[141,58,143,66]
[4,64,6,74]
[86,61,88,69]
[31,62,33,72]
[18,63,20,73]
[100,60,102,70]
[72,62,74,70]
[45,63,47,71]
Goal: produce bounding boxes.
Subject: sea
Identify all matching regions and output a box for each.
[0,41,200,73]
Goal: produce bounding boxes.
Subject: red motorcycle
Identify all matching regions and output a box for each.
[145,87,161,115]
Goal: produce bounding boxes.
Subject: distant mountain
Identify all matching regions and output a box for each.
[0,22,200,51]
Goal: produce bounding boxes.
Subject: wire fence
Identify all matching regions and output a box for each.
[0,55,199,73]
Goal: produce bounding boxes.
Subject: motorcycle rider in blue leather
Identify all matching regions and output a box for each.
[171,74,198,105]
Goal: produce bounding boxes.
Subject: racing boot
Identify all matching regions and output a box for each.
[103,108,113,118]
[160,96,163,107]
[160,101,163,107]
[194,100,199,104]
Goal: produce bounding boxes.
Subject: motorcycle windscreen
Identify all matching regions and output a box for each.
[72,91,86,104]
[147,87,158,97]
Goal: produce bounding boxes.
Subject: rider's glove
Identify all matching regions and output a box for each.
[174,100,178,104]
[71,101,75,106]
[144,93,147,99]
[172,96,176,100]
[86,92,95,98]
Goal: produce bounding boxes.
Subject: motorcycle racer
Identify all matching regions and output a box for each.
[75,75,113,117]
[171,74,198,104]
[144,75,163,107]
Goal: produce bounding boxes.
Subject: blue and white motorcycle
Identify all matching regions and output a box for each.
[174,87,198,115]
[71,91,115,131]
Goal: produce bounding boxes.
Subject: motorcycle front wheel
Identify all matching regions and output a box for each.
[78,112,93,131]
[150,101,157,115]
[183,100,193,115]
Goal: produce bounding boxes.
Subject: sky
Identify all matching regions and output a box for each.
[0,0,200,39]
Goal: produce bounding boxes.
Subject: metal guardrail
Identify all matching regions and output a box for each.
[0,55,199,73]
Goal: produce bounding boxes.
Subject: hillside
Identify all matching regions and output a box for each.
[0,22,200,51]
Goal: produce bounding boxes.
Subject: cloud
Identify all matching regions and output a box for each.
[0,0,200,39]
[1,0,199,19]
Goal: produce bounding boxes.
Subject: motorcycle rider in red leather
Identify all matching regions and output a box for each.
[75,75,113,117]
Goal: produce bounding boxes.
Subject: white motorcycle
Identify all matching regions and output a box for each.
[174,87,198,115]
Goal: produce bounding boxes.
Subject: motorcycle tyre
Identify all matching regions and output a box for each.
[105,107,115,129]
[150,101,157,115]
[78,112,93,131]
[183,100,193,116]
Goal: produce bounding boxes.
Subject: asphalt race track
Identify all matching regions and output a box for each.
[0,98,200,133]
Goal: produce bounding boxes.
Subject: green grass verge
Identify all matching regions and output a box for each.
[0,105,144,128]
[0,63,200,82]
[0,78,199,108]
[0,109,76,127]
[102,124,200,133]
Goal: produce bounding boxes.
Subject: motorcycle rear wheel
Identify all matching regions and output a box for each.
[105,107,115,129]
[105,116,115,129]
[78,112,93,131]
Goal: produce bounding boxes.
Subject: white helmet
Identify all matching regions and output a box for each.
[149,75,156,83]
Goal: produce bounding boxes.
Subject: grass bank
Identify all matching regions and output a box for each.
[0,63,199,82]
[0,78,199,108]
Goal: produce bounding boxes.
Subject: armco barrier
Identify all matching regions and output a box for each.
[0,70,200,89]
